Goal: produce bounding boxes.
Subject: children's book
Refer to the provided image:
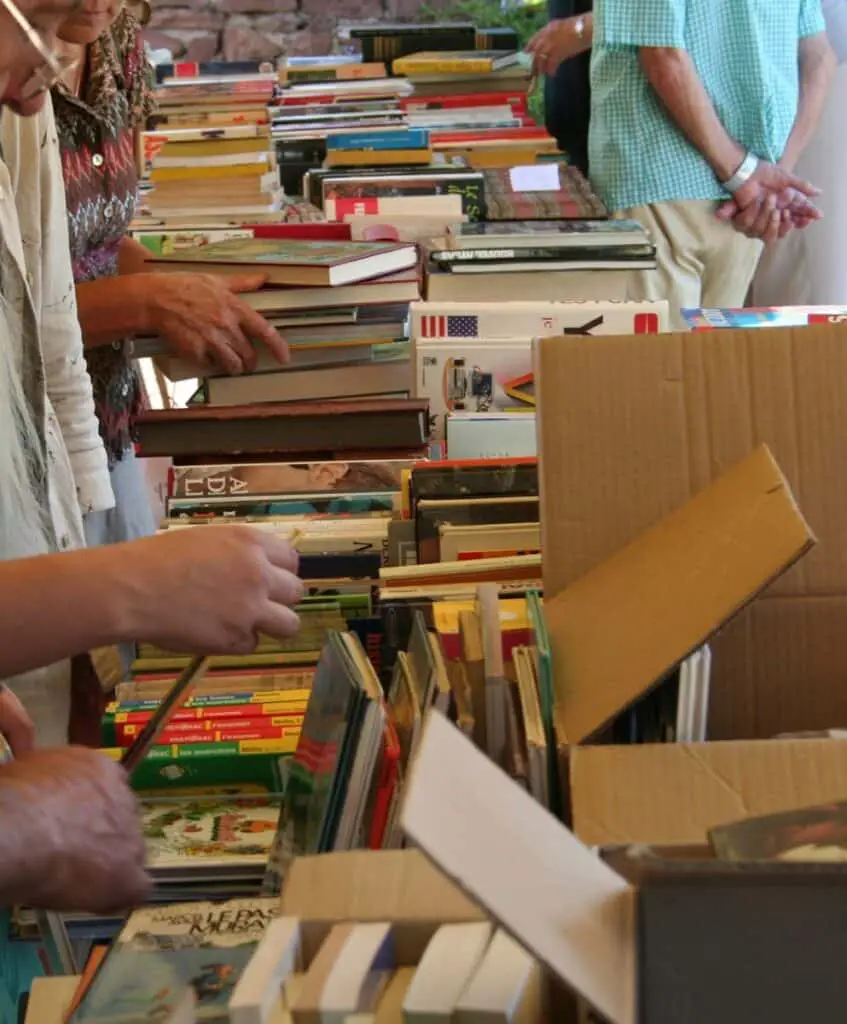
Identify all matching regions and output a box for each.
[150,237,417,286]
[71,898,279,1023]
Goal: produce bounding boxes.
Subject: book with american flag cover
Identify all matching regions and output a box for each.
[409,300,669,341]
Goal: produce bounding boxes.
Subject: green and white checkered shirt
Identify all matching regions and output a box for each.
[588,0,826,211]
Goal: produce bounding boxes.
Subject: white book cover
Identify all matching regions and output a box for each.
[403,922,493,1022]
[455,929,544,1024]
[414,339,532,438]
[446,413,537,460]
[410,300,668,341]
[229,916,301,1024]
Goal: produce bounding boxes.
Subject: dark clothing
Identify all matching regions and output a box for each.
[544,0,592,173]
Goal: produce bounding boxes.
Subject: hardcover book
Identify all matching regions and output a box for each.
[150,237,417,286]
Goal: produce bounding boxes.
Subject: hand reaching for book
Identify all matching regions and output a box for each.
[121,526,304,654]
[0,747,151,913]
[0,683,35,757]
[145,272,290,375]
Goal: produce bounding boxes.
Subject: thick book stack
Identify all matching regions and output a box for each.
[144,235,420,407]
[141,64,284,223]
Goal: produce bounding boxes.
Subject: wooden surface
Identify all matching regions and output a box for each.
[25,976,79,1024]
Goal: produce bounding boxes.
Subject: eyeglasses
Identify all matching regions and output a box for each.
[0,0,78,100]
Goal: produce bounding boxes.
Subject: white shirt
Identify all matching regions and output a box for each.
[0,99,114,535]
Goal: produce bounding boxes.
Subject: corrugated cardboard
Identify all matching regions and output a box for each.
[534,323,847,737]
[570,739,847,847]
[280,849,483,924]
[402,710,847,1024]
[541,445,814,744]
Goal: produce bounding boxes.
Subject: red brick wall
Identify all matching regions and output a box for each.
[144,0,450,63]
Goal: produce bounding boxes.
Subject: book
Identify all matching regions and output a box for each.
[411,301,668,341]
[228,916,301,1024]
[446,413,537,461]
[709,801,847,863]
[141,798,282,871]
[454,929,545,1024]
[402,922,493,1021]
[151,238,417,287]
[446,220,649,250]
[393,51,519,75]
[134,400,431,459]
[327,128,430,151]
[70,898,279,1023]
[682,305,847,331]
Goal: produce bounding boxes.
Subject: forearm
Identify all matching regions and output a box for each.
[119,234,153,275]
[639,47,745,182]
[781,33,837,170]
[75,272,156,349]
[0,546,138,676]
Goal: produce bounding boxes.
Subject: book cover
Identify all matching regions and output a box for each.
[393,50,518,75]
[446,412,537,460]
[170,459,411,499]
[709,801,847,863]
[151,237,416,286]
[72,899,278,1023]
[327,127,430,151]
[410,300,668,340]
[682,306,847,330]
[142,798,282,869]
[415,339,532,438]
[448,219,647,248]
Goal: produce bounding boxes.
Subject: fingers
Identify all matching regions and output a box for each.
[256,603,301,641]
[255,531,300,573]
[236,301,290,365]
[205,327,248,375]
[715,200,738,221]
[783,172,821,198]
[0,686,35,757]
[747,193,779,241]
[225,273,269,294]
[266,569,305,609]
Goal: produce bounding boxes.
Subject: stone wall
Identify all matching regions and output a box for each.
[144,0,450,63]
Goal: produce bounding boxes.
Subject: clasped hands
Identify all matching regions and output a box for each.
[716,159,822,243]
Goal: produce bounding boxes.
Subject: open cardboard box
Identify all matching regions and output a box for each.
[529,439,847,843]
[400,711,847,1024]
[534,321,847,739]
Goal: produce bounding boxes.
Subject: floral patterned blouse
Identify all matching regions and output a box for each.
[52,9,155,463]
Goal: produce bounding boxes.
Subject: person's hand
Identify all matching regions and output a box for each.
[145,272,290,375]
[0,747,150,913]
[119,526,304,654]
[526,17,588,76]
[0,683,34,757]
[716,185,822,240]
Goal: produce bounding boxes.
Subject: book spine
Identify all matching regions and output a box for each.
[116,722,302,747]
[394,58,497,74]
[105,688,310,713]
[103,706,307,744]
[400,91,527,111]
[327,128,430,151]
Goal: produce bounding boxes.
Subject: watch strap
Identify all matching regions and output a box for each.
[722,151,760,193]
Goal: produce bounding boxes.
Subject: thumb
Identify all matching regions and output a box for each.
[225,273,269,294]
[780,170,821,198]
[715,200,737,220]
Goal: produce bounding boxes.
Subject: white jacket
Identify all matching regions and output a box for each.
[0,101,114,745]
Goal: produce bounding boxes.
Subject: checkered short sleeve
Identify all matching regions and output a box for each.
[596,0,688,48]
[799,0,826,36]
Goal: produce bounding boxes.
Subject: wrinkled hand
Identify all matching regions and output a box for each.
[122,526,304,654]
[147,272,289,375]
[0,747,150,913]
[715,160,822,240]
[0,683,34,757]
[526,17,586,76]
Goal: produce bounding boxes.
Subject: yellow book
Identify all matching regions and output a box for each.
[325,148,434,167]
[158,136,271,158]
[393,50,518,76]
[150,161,271,182]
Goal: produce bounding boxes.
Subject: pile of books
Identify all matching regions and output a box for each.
[141,64,282,222]
[143,233,420,406]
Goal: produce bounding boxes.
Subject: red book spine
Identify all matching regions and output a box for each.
[400,92,528,111]
[117,721,302,746]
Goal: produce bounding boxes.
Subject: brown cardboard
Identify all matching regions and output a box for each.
[570,739,847,847]
[541,445,813,744]
[280,849,483,924]
[401,709,847,1024]
[534,324,847,738]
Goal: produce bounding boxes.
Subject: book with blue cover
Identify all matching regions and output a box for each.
[327,127,430,151]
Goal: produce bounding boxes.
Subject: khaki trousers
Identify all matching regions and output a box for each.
[620,200,764,330]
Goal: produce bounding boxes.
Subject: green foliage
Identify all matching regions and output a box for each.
[417,0,548,122]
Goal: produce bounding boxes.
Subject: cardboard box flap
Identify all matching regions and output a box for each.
[400,711,636,1024]
[281,849,483,923]
[541,445,814,745]
[570,739,847,847]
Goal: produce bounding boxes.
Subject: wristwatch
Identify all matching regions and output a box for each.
[573,15,586,40]
[722,151,760,193]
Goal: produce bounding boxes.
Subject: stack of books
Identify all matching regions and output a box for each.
[325,127,433,169]
[141,64,282,222]
[410,300,668,453]
[144,235,420,406]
